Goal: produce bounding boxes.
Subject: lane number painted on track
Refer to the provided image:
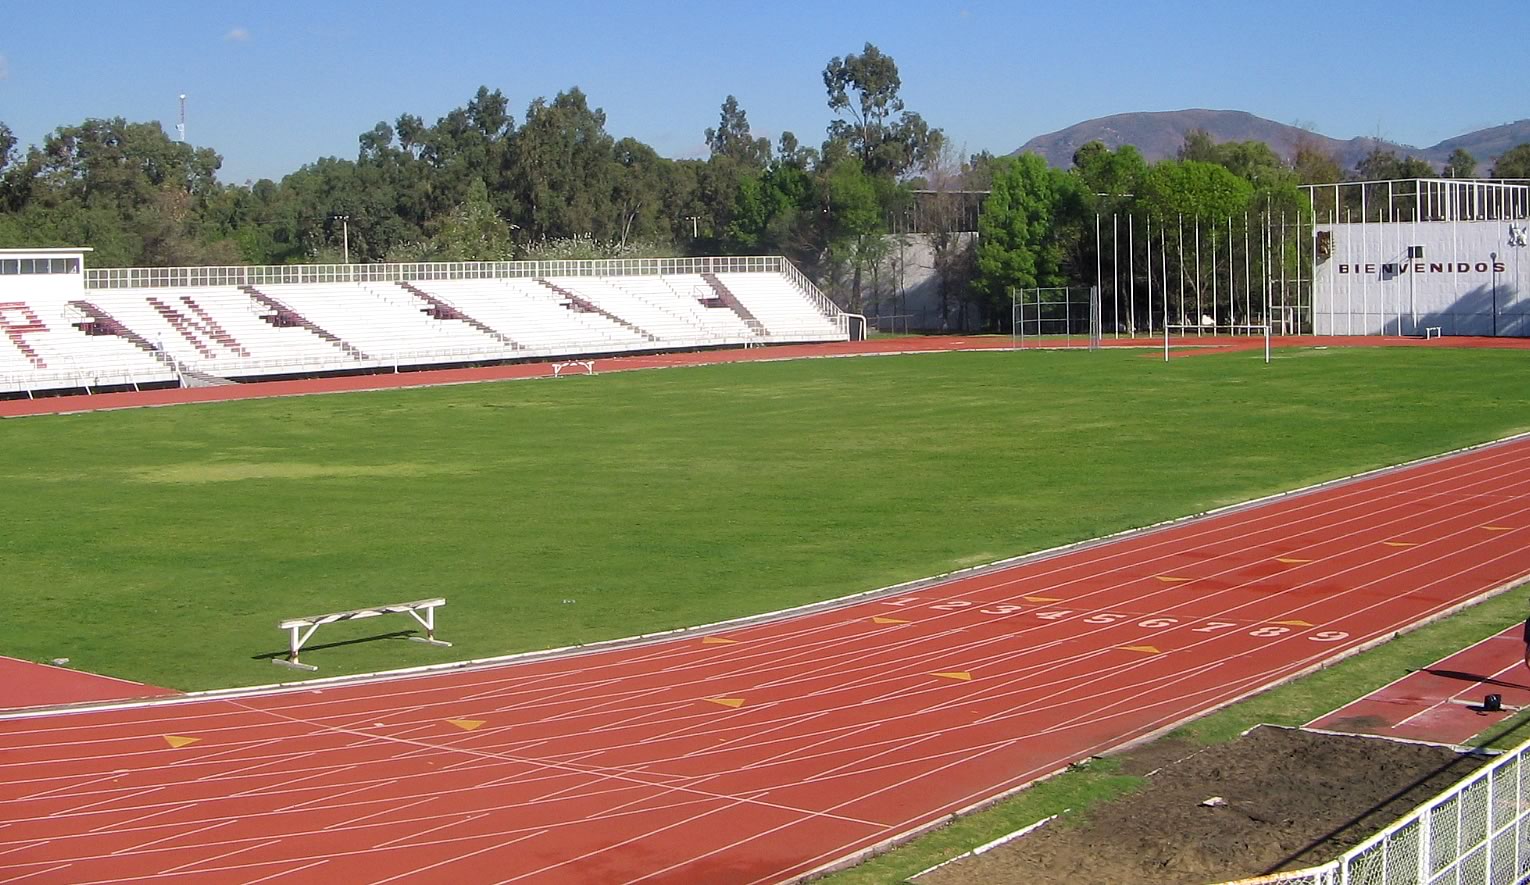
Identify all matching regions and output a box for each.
[881,598,1349,642]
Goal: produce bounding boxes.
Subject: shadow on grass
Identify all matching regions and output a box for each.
[250,629,418,662]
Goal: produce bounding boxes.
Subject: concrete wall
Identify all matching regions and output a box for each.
[862,233,981,332]
[1312,221,1530,336]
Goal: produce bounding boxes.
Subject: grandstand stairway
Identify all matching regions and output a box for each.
[241,286,369,361]
[536,279,658,342]
[700,274,764,333]
[146,295,251,359]
[397,282,522,350]
[71,300,180,375]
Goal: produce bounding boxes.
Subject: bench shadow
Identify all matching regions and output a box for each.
[251,629,418,661]
[1417,668,1530,691]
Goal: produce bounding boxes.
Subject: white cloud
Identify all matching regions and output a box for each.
[224,27,250,43]
[0,54,9,80]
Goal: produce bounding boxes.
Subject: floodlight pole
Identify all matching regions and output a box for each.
[1491,252,1499,336]
[331,214,351,264]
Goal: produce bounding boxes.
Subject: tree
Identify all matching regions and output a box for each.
[1073,143,1147,210]
[975,153,1087,322]
[509,88,617,241]
[1355,147,1432,181]
[0,121,14,176]
[823,43,943,178]
[705,96,770,170]
[1292,140,1343,185]
[1138,160,1255,224]
[422,178,516,261]
[1445,148,1477,179]
[1177,129,1218,164]
[824,159,884,311]
[1491,144,1530,179]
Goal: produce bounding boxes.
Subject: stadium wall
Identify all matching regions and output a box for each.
[1312,223,1530,337]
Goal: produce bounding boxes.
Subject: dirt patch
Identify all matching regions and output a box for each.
[918,726,1489,885]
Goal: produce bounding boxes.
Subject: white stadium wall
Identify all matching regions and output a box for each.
[1312,220,1529,336]
[1307,177,1530,338]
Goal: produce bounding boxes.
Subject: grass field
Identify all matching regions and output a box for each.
[6,345,1530,690]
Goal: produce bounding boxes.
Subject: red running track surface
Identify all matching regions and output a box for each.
[5,334,1523,420]
[4,436,1530,883]
[0,657,174,711]
[1309,626,1530,745]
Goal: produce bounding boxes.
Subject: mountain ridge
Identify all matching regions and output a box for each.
[1014,109,1530,171]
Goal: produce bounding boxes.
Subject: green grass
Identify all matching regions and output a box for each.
[5,346,1530,690]
[820,582,1530,885]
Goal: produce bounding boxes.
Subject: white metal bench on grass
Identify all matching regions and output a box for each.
[275,597,451,671]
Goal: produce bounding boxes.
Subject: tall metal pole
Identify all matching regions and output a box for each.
[1095,213,1103,345]
[1112,213,1120,339]
[1177,214,1185,334]
[1128,215,1137,338]
[1194,217,1203,336]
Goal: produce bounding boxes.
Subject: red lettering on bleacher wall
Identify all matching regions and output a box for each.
[0,302,49,368]
[148,296,248,358]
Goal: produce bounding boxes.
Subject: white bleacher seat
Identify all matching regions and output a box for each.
[712,273,841,342]
[0,296,173,394]
[259,283,513,367]
[414,279,651,356]
[1,262,846,394]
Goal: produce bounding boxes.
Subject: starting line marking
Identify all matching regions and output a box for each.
[162,735,200,749]
[1120,645,1161,655]
[446,719,485,731]
[932,671,972,681]
[700,636,740,645]
[1276,557,1314,564]
[1384,541,1421,548]
[1155,576,1193,584]
[872,617,909,625]
[706,698,745,709]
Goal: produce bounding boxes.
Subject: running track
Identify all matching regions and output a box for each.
[6,333,1525,420]
[4,435,1530,883]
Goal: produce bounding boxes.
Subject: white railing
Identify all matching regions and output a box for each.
[86,255,825,294]
[1225,734,1530,885]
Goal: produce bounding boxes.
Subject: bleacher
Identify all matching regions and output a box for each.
[0,297,175,393]
[713,273,842,341]
[0,256,851,397]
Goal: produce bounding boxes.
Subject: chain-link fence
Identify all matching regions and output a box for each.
[1224,736,1530,885]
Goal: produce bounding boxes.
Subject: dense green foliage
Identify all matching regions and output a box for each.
[6,346,1530,690]
[1,54,1525,329]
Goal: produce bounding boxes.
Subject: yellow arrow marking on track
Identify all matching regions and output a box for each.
[706,698,746,709]
[1272,619,1314,627]
[1483,526,1513,532]
[1383,541,1421,548]
[162,735,200,749]
[701,636,739,645]
[1121,645,1162,655]
[872,616,909,625]
[932,671,972,681]
[1023,596,1062,603]
[446,719,486,731]
[1155,576,1193,584]
[1276,557,1314,564]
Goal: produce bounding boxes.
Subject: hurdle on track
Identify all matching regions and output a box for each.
[551,359,595,377]
[275,598,450,671]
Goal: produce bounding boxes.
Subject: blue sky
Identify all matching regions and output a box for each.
[0,1,1521,184]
